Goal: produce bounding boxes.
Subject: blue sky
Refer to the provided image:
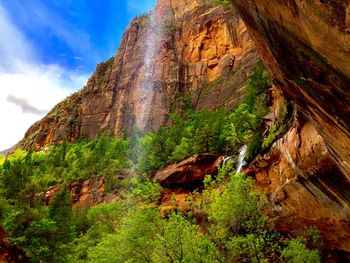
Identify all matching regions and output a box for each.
[0,0,156,150]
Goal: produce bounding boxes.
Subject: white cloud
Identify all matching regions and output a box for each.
[0,4,89,150]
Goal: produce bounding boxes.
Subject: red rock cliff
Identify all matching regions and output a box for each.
[231,1,350,254]
[18,0,258,149]
[231,0,350,177]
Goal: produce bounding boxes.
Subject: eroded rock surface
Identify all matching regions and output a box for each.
[232,0,350,177]
[229,0,350,256]
[245,118,350,252]
[154,153,223,186]
[18,0,258,149]
[44,176,124,211]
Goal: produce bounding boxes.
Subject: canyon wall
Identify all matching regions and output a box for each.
[245,90,350,252]
[18,0,258,149]
[230,0,350,253]
[16,0,350,257]
[231,0,350,177]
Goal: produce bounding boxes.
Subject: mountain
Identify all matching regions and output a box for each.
[2,0,350,261]
[17,0,258,150]
[0,147,12,156]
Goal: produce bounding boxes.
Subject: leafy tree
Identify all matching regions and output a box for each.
[69,201,126,262]
[0,158,30,200]
[24,218,57,262]
[152,213,219,263]
[222,103,258,151]
[243,60,271,115]
[44,188,76,261]
[128,175,162,203]
[86,207,160,263]
[281,237,321,263]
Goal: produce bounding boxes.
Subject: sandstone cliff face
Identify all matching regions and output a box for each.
[231,0,350,177]
[154,153,222,186]
[18,0,258,149]
[230,0,350,253]
[245,117,350,252]
[44,177,121,211]
[17,0,350,257]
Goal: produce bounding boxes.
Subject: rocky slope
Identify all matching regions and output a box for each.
[18,0,258,150]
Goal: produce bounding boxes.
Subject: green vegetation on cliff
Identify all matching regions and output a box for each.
[0,62,320,262]
[70,167,320,263]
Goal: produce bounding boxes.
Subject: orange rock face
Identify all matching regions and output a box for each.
[246,118,350,252]
[231,0,350,253]
[241,86,350,253]
[18,0,258,149]
[44,176,123,211]
[232,0,350,177]
[154,153,223,186]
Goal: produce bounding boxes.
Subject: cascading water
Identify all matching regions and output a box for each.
[137,11,163,130]
[222,156,233,166]
[236,145,247,174]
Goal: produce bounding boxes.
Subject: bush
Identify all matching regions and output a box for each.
[281,237,321,263]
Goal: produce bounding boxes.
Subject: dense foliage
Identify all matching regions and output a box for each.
[0,61,321,262]
[69,166,321,263]
[138,61,271,172]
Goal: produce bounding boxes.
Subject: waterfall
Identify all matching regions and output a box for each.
[222,156,233,166]
[137,11,163,130]
[236,145,247,174]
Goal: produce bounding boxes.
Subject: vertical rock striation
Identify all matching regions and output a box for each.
[18,0,259,149]
[230,0,350,253]
[231,0,350,177]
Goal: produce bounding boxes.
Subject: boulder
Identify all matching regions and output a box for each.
[154,153,223,186]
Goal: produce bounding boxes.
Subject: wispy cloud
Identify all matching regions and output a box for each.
[1,0,93,60]
[24,1,92,55]
[0,3,89,150]
[0,4,34,72]
[7,95,48,115]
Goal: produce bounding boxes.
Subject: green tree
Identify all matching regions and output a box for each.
[86,207,160,263]
[222,103,258,152]
[153,213,219,263]
[281,237,321,263]
[46,188,76,261]
[69,201,126,262]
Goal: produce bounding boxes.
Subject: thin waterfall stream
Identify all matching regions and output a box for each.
[137,11,163,130]
[236,144,247,174]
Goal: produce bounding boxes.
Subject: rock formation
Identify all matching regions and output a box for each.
[154,153,222,186]
[231,0,350,177]
[230,0,350,254]
[13,0,350,258]
[44,176,126,211]
[245,110,350,252]
[18,0,258,149]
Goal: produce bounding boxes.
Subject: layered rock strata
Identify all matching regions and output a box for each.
[18,0,259,149]
[231,0,350,177]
